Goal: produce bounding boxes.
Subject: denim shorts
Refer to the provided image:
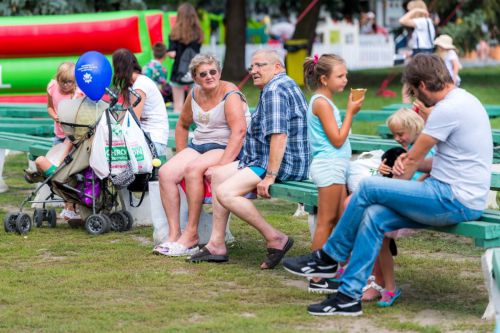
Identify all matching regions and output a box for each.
[188,141,226,154]
[310,158,349,187]
[249,166,266,179]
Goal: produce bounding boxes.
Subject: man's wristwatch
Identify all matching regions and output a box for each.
[266,170,278,177]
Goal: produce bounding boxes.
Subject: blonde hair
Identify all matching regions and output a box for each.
[252,49,285,67]
[56,62,75,82]
[407,0,428,18]
[189,53,221,78]
[386,108,424,138]
[303,53,345,90]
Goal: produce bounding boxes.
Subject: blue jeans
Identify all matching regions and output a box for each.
[323,176,483,300]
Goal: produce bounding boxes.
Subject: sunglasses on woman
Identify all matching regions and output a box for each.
[198,69,218,78]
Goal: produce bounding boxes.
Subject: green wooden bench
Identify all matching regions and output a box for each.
[381,103,500,119]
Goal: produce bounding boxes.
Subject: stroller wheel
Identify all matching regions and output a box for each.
[33,209,44,228]
[102,214,112,233]
[85,214,109,235]
[4,213,19,232]
[120,210,134,231]
[15,213,32,234]
[109,212,127,232]
[47,209,57,228]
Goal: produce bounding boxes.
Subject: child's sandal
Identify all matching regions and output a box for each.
[362,275,384,301]
[377,288,401,307]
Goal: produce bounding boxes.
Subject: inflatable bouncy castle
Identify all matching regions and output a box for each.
[0,10,176,101]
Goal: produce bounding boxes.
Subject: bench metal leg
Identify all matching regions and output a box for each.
[0,149,8,193]
[307,213,317,240]
[481,249,500,320]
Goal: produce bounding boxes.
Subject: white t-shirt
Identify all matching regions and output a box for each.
[444,50,461,85]
[423,88,492,210]
[410,17,435,49]
[132,75,169,145]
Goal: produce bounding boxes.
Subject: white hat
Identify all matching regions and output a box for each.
[434,34,456,50]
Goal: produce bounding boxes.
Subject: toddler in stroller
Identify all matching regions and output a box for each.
[5,97,134,235]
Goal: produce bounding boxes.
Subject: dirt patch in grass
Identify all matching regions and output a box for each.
[132,235,153,246]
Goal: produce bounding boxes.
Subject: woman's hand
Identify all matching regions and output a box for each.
[392,153,408,177]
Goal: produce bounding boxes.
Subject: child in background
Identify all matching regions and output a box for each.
[142,42,172,103]
[362,108,435,307]
[434,34,462,86]
[303,53,363,294]
[46,62,82,221]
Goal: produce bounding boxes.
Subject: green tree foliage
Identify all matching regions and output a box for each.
[441,9,487,53]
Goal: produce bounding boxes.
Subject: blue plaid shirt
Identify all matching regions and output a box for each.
[239,72,310,181]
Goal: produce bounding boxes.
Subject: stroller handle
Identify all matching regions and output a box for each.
[128,87,142,107]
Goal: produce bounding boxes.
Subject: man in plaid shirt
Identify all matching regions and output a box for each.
[188,49,310,269]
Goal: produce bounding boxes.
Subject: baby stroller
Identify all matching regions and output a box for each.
[4,93,137,235]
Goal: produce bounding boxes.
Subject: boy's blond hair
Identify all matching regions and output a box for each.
[386,108,424,138]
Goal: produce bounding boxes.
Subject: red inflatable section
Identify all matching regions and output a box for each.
[0,95,48,103]
[146,13,163,45]
[0,17,142,58]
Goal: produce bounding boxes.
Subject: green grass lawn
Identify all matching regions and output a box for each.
[0,153,495,332]
[0,66,498,332]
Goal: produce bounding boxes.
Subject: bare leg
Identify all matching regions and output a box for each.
[204,162,245,255]
[311,184,346,283]
[379,237,396,292]
[311,184,347,250]
[176,149,225,248]
[158,148,200,242]
[172,86,185,114]
[216,168,290,268]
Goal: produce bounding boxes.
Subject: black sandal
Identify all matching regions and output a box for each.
[24,169,44,183]
[261,237,294,270]
[187,246,228,263]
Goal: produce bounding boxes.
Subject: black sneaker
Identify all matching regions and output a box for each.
[283,250,337,278]
[308,278,339,294]
[308,292,362,316]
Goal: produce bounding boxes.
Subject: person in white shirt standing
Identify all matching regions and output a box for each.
[399,0,436,102]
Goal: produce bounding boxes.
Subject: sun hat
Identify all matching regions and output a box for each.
[434,34,457,50]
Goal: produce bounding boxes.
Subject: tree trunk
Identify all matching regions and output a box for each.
[222,0,247,81]
[291,0,322,54]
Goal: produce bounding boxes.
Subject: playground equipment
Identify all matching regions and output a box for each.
[0,10,176,98]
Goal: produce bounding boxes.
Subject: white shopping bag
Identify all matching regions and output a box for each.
[122,113,153,174]
[90,113,129,179]
[347,150,384,193]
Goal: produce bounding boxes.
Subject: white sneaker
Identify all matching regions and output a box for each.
[158,242,199,257]
[63,210,81,221]
[59,209,69,219]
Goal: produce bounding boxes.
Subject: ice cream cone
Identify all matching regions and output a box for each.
[351,88,367,101]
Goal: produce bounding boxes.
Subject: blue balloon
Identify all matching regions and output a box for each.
[75,51,112,101]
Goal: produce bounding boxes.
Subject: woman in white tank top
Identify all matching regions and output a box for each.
[156,54,250,256]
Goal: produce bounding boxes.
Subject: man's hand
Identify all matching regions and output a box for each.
[393,153,408,177]
[257,176,275,198]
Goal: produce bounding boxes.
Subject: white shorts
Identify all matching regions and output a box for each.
[310,158,349,188]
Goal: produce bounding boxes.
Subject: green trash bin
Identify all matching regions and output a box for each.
[284,39,308,86]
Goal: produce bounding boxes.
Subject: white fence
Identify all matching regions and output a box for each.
[201,35,394,71]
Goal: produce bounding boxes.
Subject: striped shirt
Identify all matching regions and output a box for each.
[239,72,310,180]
